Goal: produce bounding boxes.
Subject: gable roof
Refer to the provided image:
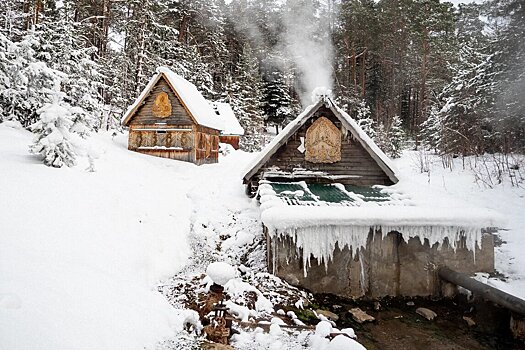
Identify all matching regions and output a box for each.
[242,96,399,184]
[211,102,245,136]
[121,67,223,130]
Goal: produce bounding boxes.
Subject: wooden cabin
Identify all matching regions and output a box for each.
[211,102,244,150]
[121,67,222,165]
[243,96,498,299]
[243,97,398,195]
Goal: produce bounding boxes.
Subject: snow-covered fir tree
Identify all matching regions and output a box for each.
[1,30,64,127]
[434,43,495,155]
[262,68,292,134]
[375,121,388,154]
[0,32,13,120]
[31,16,104,135]
[355,99,376,140]
[230,44,265,152]
[30,88,77,168]
[388,115,405,158]
[421,105,443,153]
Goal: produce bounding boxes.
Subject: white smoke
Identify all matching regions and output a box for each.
[279,0,335,104]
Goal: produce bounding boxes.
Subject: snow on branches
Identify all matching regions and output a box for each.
[30,89,78,168]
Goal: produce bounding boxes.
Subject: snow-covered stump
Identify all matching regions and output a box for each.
[266,227,495,299]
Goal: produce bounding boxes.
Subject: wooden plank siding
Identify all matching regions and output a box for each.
[194,127,219,165]
[250,106,392,189]
[129,77,193,126]
[219,135,240,150]
[125,76,220,165]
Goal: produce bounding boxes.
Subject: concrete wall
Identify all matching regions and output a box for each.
[267,228,494,299]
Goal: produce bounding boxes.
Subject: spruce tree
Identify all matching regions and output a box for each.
[421,105,443,153]
[262,68,292,134]
[490,0,525,152]
[388,115,406,158]
[233,44,266,152]
[3,29,64,127]
[30,88,77,168]
[355,99,376,140]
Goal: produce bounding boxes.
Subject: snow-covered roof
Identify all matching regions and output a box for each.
[121,67,223,130]
[258,180,503,274]
[242,96,399,184]
[211,102,244,136]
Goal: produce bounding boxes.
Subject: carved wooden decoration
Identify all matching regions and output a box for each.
[305,116,341,163]
[141,131,155,147]
[129,130,141,149]
[152,92,172,118]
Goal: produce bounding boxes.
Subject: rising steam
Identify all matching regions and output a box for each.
[227,0,335,106]
[279,1,334,105]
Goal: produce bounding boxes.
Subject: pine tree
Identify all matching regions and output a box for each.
[30,89,77,168]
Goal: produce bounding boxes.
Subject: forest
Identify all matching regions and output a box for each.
[0,0,524,161]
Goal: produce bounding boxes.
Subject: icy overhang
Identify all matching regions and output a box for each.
[259,181,503,229]
[259,180,504,264]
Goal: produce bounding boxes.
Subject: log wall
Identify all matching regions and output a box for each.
[195,126,219,165]
[126,78,220,164]
[250,106,392,189]
[219,135,240,150]
[130,77,193,125]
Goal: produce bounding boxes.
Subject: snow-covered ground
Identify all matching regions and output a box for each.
[394,151,525,298]
[1,122,524,349]
[0,123,195,350]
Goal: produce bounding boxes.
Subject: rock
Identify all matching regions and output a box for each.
[202,342,234,350]
[349,308,375,323]
[316,309,339,321]
[416,307,437,321]
[269,323,283,336]
[406,301,415,306]
[315,320,333,337]
[511,315,525,340]
[327,335,367,350]
[463,316,476,327]
[442,282,458,298]
[206,262,236,286]
[340,327,356,339]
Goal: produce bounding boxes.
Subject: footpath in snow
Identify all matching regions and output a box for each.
[156,146,365,349]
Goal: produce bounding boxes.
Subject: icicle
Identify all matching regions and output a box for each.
[358,249,368,296]
[267,224,484,277]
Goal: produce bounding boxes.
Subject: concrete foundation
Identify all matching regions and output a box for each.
[267,229,495,299]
